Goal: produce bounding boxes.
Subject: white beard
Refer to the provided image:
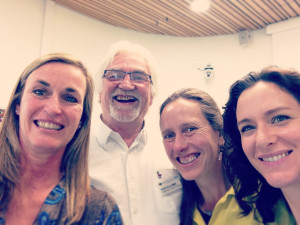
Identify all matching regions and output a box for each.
[109,102,141,122]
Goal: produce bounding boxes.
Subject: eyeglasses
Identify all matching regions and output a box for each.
[103,70,152,83]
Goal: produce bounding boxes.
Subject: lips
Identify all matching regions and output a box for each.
[177,153,200,165]
[35,120,63,130]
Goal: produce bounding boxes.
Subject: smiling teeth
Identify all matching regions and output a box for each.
[116,96,135,101]
[262,152,290,162]
[37,121,62,130]
[179,155,197,164]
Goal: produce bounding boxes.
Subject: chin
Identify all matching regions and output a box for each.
[265,175,298,189]
[181,173,198,181]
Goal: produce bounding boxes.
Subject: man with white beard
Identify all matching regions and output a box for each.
[89,40,181,225]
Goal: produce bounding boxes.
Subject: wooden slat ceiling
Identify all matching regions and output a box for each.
[52,0,300,37]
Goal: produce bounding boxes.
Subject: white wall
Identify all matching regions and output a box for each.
[1,0,274,107]
[0,0,44,108]
[1,0,299,156]
[266,17,300,71]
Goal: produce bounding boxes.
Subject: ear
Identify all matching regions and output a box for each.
[16,105,20,115]
[218,132,225,146]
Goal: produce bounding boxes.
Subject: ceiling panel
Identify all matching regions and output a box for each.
[52,0,300,37]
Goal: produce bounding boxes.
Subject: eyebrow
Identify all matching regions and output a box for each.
[65,87,77,93]
[36,80,79,93]
[37,80,49,87]
[237,118,251,127]
[161,128,172,135]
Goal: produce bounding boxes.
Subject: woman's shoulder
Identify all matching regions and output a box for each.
[88,186,119,211]
[79,186,123,224]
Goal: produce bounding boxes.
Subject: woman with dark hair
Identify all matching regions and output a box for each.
[223,67,298,224]
[0,53,123,224]
[159,88,235,225]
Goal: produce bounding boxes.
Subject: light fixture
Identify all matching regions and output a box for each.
[203,64,214,78]
[193,63,214,78]
[190,0,210,13]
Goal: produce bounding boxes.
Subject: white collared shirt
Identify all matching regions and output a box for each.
[89,116,181,225]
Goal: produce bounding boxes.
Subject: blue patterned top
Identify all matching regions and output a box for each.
[0,178,123,225]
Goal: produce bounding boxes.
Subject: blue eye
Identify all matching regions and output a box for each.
[109,73,122,79]
[272,115,290,124]
[163,132,175,141]
[105,70,124,80]
[240,125,255,134]
[183,126,198,136]
[131,72,149,82]
[63,95,78,103]
[33,89,46,96]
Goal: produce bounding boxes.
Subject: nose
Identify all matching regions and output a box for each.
[118,74,135,90]
[255,124,277,149]
[173,134,189,154]
[44,95,62,116]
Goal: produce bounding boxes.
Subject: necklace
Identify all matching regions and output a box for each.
[197,205,213,217]
[200,208,213,216]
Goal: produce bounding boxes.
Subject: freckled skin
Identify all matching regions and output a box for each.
[160,98,224,184]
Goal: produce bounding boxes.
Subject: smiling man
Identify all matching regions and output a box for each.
[89,40,181,225]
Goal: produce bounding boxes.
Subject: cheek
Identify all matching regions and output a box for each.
[280,126,300,143]
[19,97,37,117]
[69,106,84,122]
[241,137,254,158]
[102,82,116,96]
[138,86,151,100]
[163,141,173,159]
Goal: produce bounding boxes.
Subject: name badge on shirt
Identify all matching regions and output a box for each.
[156,169,182,196]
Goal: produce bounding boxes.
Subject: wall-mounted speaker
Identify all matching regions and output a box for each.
[238,30,251,45]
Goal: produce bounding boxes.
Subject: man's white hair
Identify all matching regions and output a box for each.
[94,40,158,98]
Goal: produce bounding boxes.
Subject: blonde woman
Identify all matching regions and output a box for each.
[0,53,123,224]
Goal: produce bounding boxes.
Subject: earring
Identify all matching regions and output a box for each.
[218,150,223,161]
[78,121,82,129]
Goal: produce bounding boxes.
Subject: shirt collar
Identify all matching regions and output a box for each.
[96,115,147,151]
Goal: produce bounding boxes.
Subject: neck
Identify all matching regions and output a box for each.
[282,185,300,224]
[101,114,144,147]
[19,150,63,189]
[195,163,229,211]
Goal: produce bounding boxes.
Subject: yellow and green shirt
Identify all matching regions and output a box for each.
[193,187,295,225]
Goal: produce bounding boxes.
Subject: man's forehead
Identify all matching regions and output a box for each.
[109,52,150,73]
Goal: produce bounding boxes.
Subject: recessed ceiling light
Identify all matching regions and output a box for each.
[190,0,210,13]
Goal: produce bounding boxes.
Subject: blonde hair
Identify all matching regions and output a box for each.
[0,53,94,223]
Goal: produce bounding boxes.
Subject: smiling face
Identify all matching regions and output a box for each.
[236,81,300,190]
[17,62,86,157]
[160,98,224,183]
[100,51,153,126]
